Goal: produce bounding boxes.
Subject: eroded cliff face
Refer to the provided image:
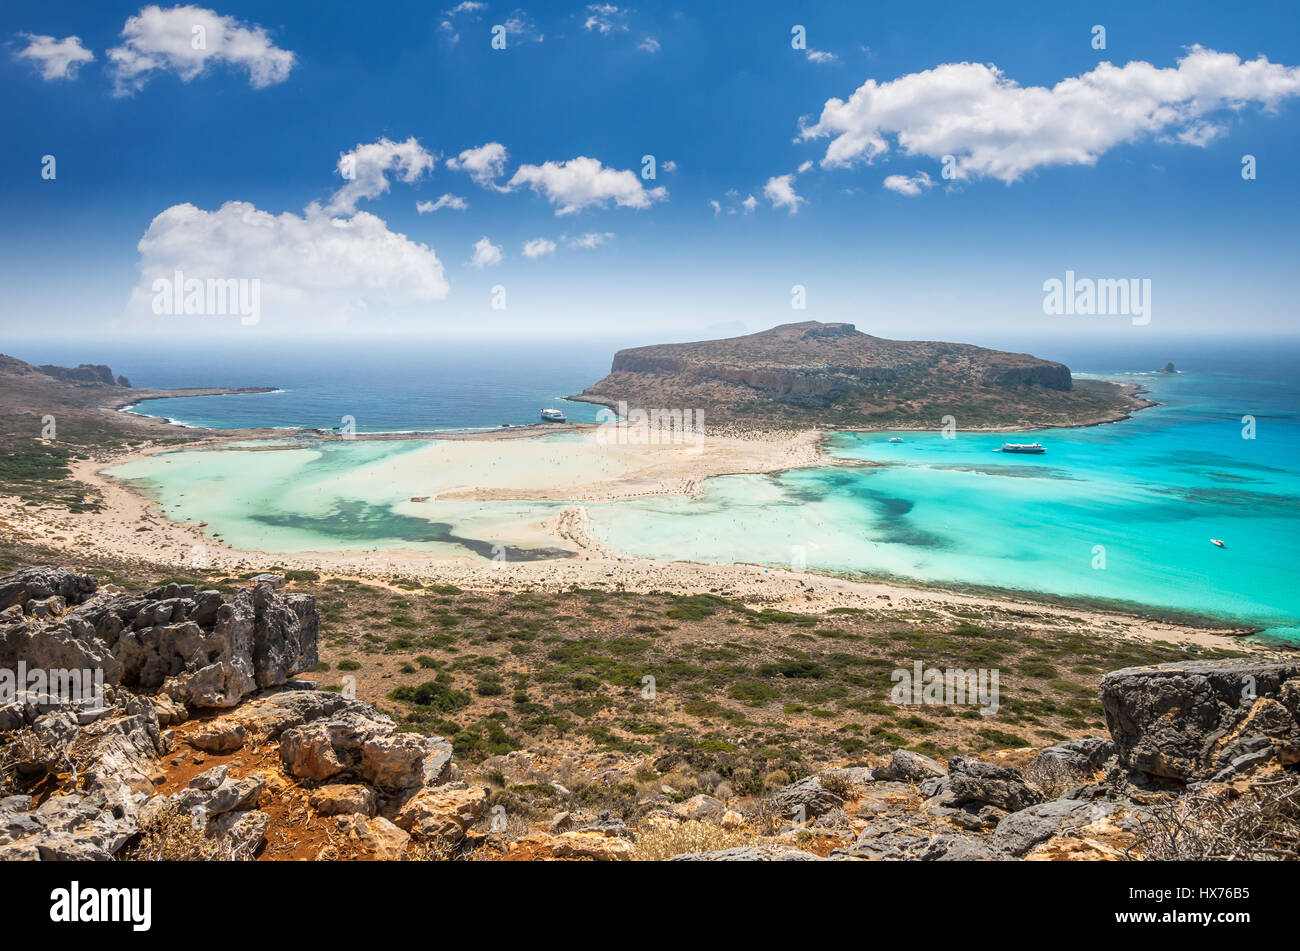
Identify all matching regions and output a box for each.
[977,363,1072,390]
[573,321,1115,429]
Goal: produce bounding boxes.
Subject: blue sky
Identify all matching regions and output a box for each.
[2,0,1298,343]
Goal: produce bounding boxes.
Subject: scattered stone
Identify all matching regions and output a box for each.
[769,776,843,821]
[549,829,633,861]
[670,794,725,822]
[394,783,488,843]
[187,720,246,753]
[878,749,948,783]
[945,756,1043,813]
[310,784,376,817]
[188,765,228,790]
[332,814,409,860]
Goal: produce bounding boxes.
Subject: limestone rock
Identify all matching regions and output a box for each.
[769,776,843,821]
[549,829,633,861]
[332,814,409,860]
[945,756,1042,813]
[669,794,726,822]
[187,719,246,753]
[208,809,269,858]
[0,790,138,861]
[1101,659,1300,781]
[189,765,228,790]
[394,782,488,842]
[280,723,345,781]
[878,749,948,783]
[310,784,376,817]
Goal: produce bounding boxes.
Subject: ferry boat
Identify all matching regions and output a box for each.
[998,442,1045,454]
[540,408,566,423]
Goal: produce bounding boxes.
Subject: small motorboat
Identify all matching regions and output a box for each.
[888,437,903,443]
[1211,538,1226,548]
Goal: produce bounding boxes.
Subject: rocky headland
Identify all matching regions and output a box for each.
[572,321,1152,430]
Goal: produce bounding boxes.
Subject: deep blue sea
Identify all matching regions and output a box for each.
[12,340,619,432]
[11,335,1300,643]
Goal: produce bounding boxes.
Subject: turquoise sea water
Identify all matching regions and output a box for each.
[586,368,1300,642]
[60,338,1299,644]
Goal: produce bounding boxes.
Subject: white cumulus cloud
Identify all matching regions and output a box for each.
[127,201,449,328]
[798,46,1300,184]
[470,235,503,268]
[14,33,94,80]
[107,4,296,95]
[764,174,805,214]
[327,137,435,215]
[584,4,628,34]
[566,231,614,248]
[506,156,667,215]
[882,171,934,196]
[446,142,509,188]
[416,194,468,213]
[522,237,557,258]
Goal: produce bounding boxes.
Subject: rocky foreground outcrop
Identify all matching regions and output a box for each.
[1,566,1296,861]
[0,566,318,708]
[1101,658,1300,782]
[0,567,469,861]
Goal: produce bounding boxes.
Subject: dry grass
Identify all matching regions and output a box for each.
[1023,756,1090,799]
[0,725,87,796]
[631,820,750,860]
[402,837,464,861]
[1129,775,1300,861]
[120,802,249,861]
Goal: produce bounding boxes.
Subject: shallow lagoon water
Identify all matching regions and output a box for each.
[106,363,1300,643]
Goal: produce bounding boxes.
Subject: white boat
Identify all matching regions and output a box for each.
[888,437,904,443]
[540,408,566,423]
[999,442,1045,454]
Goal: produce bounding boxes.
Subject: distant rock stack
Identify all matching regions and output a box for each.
[1157,362,1176,373]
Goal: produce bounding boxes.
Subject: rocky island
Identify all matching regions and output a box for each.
[572,321,1152,430]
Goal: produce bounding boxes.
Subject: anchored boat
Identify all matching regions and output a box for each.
[998,442,1045,454]
[540,408,566,423]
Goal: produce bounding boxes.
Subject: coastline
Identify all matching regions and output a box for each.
[0,377,1278,656]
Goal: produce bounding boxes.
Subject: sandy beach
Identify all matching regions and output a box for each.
[0,421,1270,655]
